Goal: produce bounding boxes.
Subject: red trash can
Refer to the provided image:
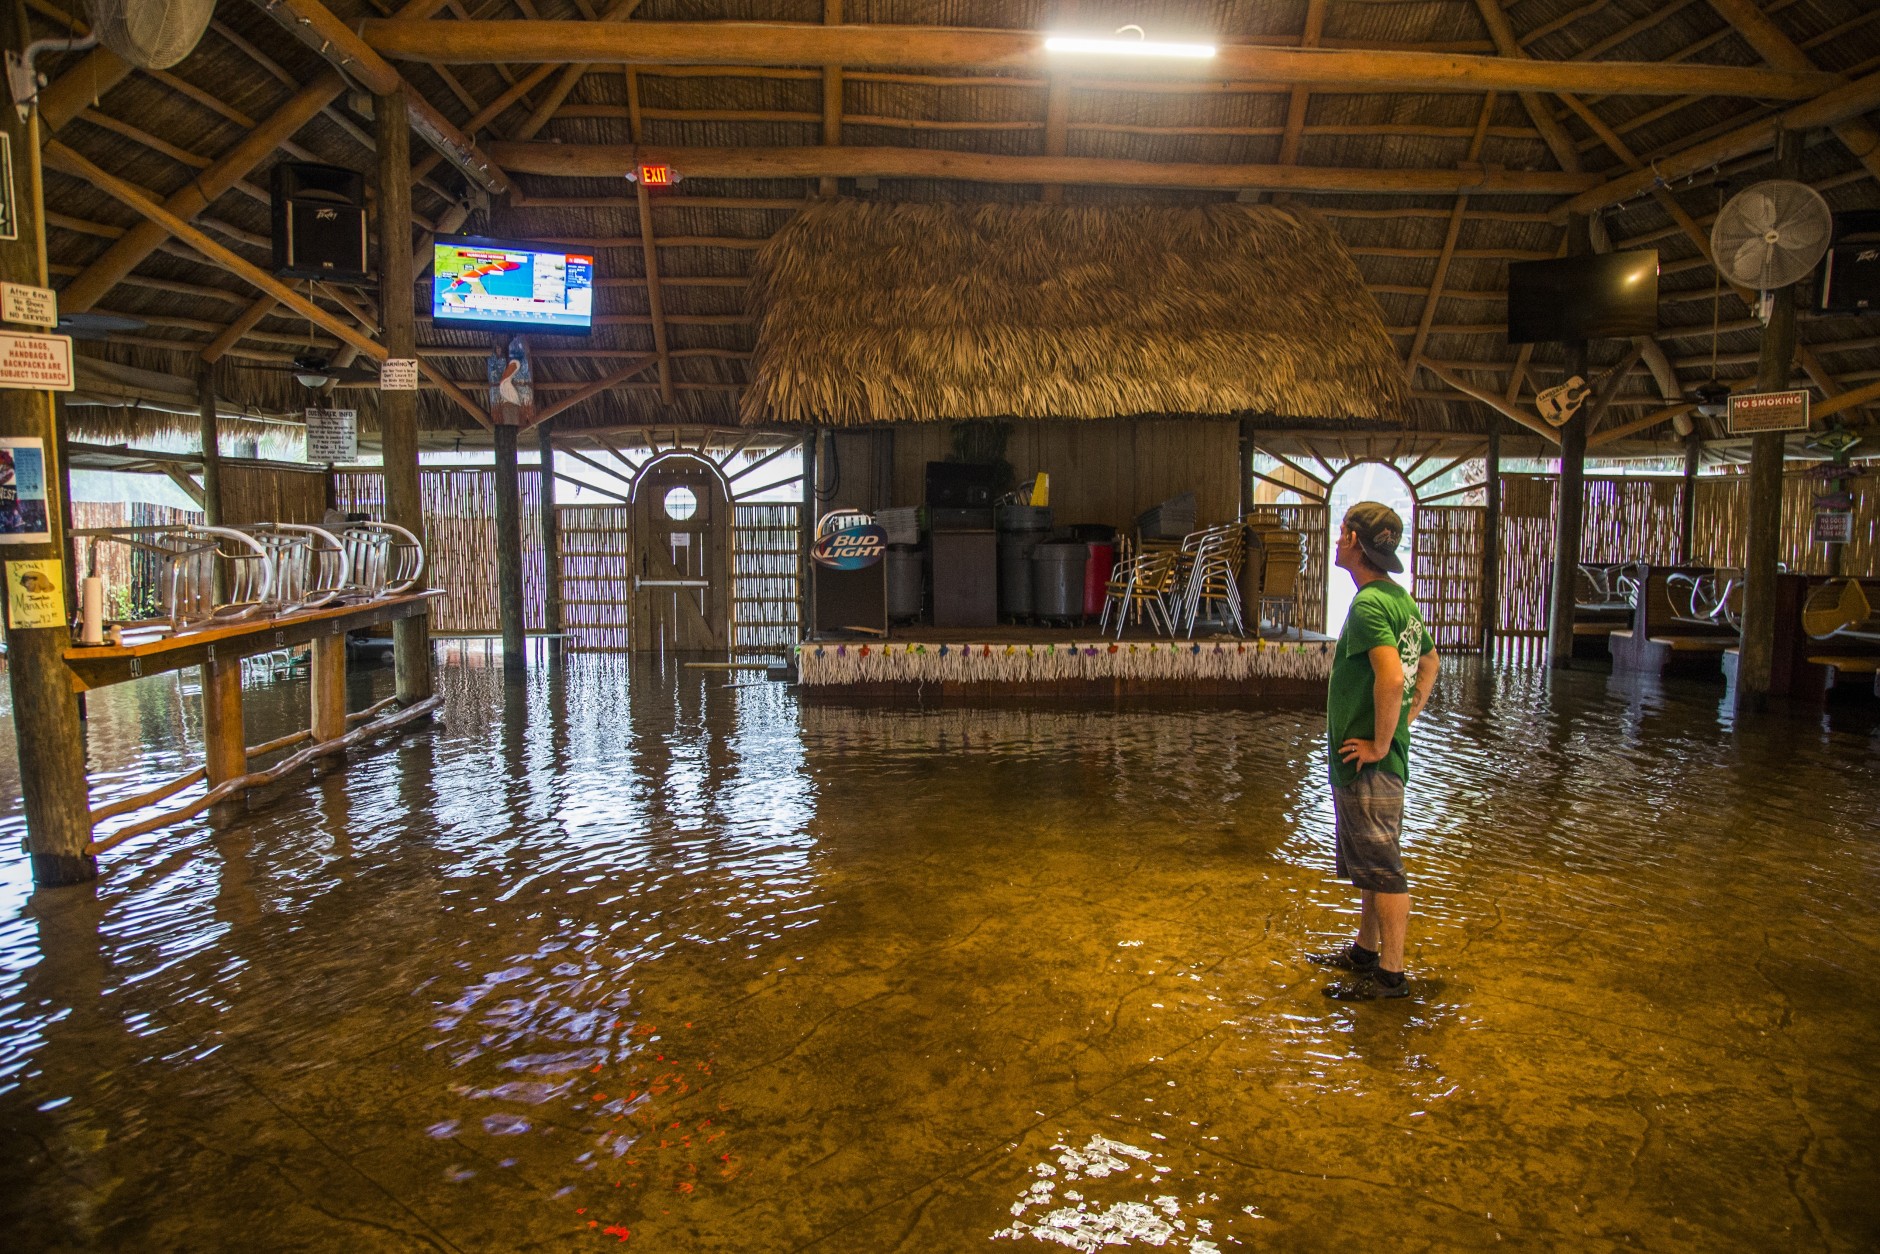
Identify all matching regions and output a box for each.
[1083,541,1115,620]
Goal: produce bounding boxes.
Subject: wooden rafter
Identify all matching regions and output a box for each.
[1405,95,1496,378]
[488,141,1594,195]
[362,20,1838,99]
[58,75,343,314]
[1704,0,1880,187]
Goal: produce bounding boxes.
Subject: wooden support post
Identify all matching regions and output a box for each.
[3,18,91,886]
[801,428,817,641]
[309,635,348,742]
[1548,213,1593,669]
[376,84,433,705]
[201,654,246,787]
[493,421,527,671]
[1238,419,1253,519]
[1482,425,1501,653]
[196,365,223,525]
[538,419,564,659]
[1737,131,1805,712]
[1679,433,1700,564]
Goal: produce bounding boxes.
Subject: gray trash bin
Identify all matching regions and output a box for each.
[1031,542,1089,621]
[886,545,924,621]
[998,532,1044,616]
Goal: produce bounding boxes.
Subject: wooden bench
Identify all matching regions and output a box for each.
[1608,564,1737,677]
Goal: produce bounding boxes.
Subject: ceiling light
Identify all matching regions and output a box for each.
[1044,26,1216,59]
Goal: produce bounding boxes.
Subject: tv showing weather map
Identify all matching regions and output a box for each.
[432,236,594,334]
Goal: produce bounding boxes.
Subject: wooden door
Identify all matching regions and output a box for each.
[631,457,729,653]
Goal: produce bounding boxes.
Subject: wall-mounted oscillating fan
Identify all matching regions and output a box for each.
[85,0,215,70]
[1710,180,1833,293]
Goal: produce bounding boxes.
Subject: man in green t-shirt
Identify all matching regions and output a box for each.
[1310,502,1440,1001]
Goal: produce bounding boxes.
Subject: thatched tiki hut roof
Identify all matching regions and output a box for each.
[742,201,1409,428]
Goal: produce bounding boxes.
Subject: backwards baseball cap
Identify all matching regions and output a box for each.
[1343,502,1405,574]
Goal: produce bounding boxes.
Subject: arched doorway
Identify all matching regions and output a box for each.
[1326,461,1418,634]
[631,453,731,653]
[1249,436,1490,650]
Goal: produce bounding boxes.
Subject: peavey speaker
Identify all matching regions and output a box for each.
[1818,210,1880,315]
[271,163,369,284]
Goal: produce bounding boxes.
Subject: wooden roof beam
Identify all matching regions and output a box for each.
[250,0,509,195]
[1558,64,1880,218]
[360,20,1838,99]
[486,141,1595,196]
[1704,0,1880,188]
[58,74,344,314]
[1419,360,1560,443]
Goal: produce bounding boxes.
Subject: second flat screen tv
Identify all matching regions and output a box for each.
[432,236,594,334]
[1506,250,1659,344]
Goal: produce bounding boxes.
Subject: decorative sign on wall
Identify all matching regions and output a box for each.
[379,357,419,391]
[812,509,888,570]
[1727,389,1810,435]
[0,281,56,327]
[5,558,66,628]
[0,331,74,391]
[305,408,358,463]
[0,436,50,543]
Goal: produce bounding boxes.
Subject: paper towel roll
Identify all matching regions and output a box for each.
[81,576,105,645]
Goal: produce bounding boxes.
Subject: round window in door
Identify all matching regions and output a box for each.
[663,486,698,521]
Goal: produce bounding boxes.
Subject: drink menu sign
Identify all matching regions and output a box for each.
[1726,389,1810,435]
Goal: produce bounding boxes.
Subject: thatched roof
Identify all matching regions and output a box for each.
[28,0,1880,451]
[741,201,1408,427]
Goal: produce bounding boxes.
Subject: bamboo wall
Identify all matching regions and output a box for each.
[334,469,547,636]
[1414,505,1484,651]
[333,468,801,655]
[1691,471,1879,576]
[888,419,1241,534]
[1268,502,1328,635]
[733,503,801,660]
[220,463,329,526]
[558,503,634,650]
[70,500,202,619]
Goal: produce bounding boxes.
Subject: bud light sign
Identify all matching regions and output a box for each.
[813,509,887,570]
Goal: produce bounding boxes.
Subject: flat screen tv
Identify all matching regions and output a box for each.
[1506,250,1659,344]
[432,236,594,334]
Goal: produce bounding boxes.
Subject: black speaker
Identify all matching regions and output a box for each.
[271,163,369,284]
[1818,210,1880,315]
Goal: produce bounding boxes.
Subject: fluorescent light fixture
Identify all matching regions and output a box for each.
[1044,32,1217,59]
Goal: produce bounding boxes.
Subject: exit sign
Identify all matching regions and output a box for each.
[637,162,674,187]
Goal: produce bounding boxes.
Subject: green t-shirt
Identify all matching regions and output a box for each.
[1327,578,1434,787]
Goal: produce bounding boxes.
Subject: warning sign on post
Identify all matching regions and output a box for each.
[0,282,57,327]
[379,358,419,390]
[305,408,358,464]
[1727,389,1810,435]
[0,332,74,392]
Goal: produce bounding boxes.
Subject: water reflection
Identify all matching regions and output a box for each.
[0,655,1875,1249]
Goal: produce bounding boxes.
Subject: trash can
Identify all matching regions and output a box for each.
[886,545,924,621]
[1031,542,1089,621]
[998,531,1044,617]
[1082,541,1115,619]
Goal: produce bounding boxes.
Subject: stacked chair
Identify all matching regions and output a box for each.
[1100,541,1180,638]
[1176,524,1246,636]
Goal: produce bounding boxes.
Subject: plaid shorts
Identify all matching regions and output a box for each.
[1331,766,1407,894]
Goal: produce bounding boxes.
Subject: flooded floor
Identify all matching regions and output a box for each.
[2,653,1878,1252]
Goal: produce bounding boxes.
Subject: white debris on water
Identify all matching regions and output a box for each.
[990,1134,1234,1251]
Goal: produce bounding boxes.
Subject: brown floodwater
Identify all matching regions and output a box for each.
[1,651,1877,1252]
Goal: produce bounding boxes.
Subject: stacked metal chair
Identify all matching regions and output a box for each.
[1176,524,1246,636]
[1100,547,1180,638]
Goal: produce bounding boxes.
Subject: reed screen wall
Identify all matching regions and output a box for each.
[220,463,329,527]
[71,501,203,620]
[1414,505,1485,651]
[1691,471,1878,577]
[332,468,801,655]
